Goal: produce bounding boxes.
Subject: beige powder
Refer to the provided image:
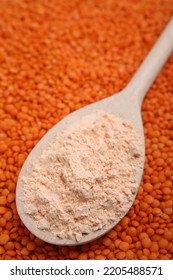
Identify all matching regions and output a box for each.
[21,111,143,242]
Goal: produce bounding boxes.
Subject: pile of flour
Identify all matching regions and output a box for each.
[21,111,143,242]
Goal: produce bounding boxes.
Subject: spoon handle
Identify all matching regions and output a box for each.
[123,17,173,106]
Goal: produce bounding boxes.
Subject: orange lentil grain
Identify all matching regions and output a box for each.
[139,232,149,240]
[21,237,31,246]
[144,195,154,204]
[0,218,6,227]
[26,242,37,252]
[125,250,134,259]
[164,230,173,241]
[120,217,129,227]
[158,238,169,249]
[7,193,15,203]
[0,144,8,153]
[78,253,88,260]
[150,176,159,184]
[37,254,46,260]
[162,187,171,195]
[107,230,117,239]
[0,234,10,245]
[127,227,137,237]
[4,211,13,221]
[6,250,16,257]
[119,242,130,252]
[69,250,79,259]
[114,239,121,248]
[102,237,111,247]
[124,235,132,244]
[107,252,114,259]
[88,251,95,258]
[116,251,125,260]
[95,249,101,255]
[136,241,142,250]
[141,238,152,249]
[0,207,8,214]
[0,196,7,205]
[143,248,150,257]
[102,249,110,256]
[165,180,172,187]
[149,252,157,260]
[150,242,159,252]
[4,242,14,250]
[14,242,22,251]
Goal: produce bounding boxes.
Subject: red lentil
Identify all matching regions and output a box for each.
[0,0,172,260]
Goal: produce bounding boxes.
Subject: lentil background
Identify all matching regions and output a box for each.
[0,0,173,260]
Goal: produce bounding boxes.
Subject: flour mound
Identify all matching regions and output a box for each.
[22,111,143,242]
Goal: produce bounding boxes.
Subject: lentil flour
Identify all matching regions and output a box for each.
[21,111,143,242]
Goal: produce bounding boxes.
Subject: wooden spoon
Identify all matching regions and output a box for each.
[16,18,173,245]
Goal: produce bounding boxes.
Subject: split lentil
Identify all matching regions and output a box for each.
[0,0,173,260]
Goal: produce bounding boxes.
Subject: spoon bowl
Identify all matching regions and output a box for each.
[16,18,173,245]
[16,92,144,246]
